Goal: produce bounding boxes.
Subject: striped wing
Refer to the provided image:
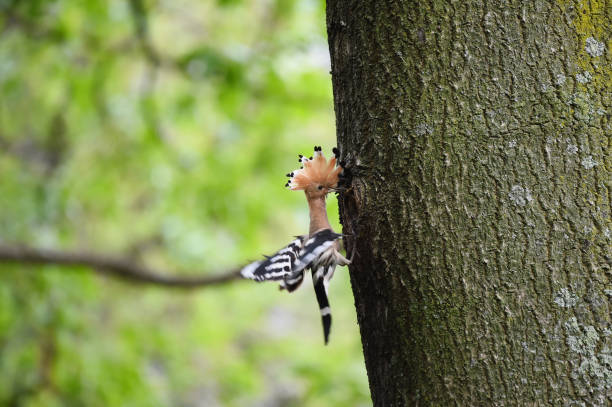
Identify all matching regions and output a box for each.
[291,229,342,273]
[242,229,345,345]
[279,270,305,292]
[240,237,305,282]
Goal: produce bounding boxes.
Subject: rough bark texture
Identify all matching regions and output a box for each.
[327,0,610,405]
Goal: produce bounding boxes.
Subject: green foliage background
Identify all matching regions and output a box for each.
[0,0,369,405]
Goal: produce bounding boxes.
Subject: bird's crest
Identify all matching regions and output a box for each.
[285,146,343,191]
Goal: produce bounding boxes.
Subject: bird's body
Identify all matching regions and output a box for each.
[240,146,349,344]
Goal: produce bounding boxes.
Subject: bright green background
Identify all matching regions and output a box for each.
[0,0,369,405]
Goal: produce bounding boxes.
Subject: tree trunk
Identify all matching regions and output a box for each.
[327,0,610,405]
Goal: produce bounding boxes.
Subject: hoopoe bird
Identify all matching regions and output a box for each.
[240,146,350,344]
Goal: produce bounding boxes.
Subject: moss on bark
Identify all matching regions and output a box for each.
[327,0,610,404]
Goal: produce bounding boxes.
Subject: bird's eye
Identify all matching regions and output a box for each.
[317,185,323,190]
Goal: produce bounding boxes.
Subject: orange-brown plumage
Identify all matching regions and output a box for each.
[285,146,344,234]
[286,148,341,194]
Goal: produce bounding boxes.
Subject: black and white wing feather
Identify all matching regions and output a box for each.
[240,237,305,282]
[241,229,348,345]
[291,229,342,273]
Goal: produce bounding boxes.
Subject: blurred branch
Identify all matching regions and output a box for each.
[0,245,243,289]
[127,0,172,142]
[128,0,161,66]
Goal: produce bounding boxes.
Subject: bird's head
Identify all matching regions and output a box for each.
[285,146,344,200]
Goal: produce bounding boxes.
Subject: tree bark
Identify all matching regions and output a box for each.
[327,0,610,405]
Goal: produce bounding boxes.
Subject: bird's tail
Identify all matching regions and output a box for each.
[312,268,331,344]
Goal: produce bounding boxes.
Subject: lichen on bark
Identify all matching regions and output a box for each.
[327,0,610,405]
